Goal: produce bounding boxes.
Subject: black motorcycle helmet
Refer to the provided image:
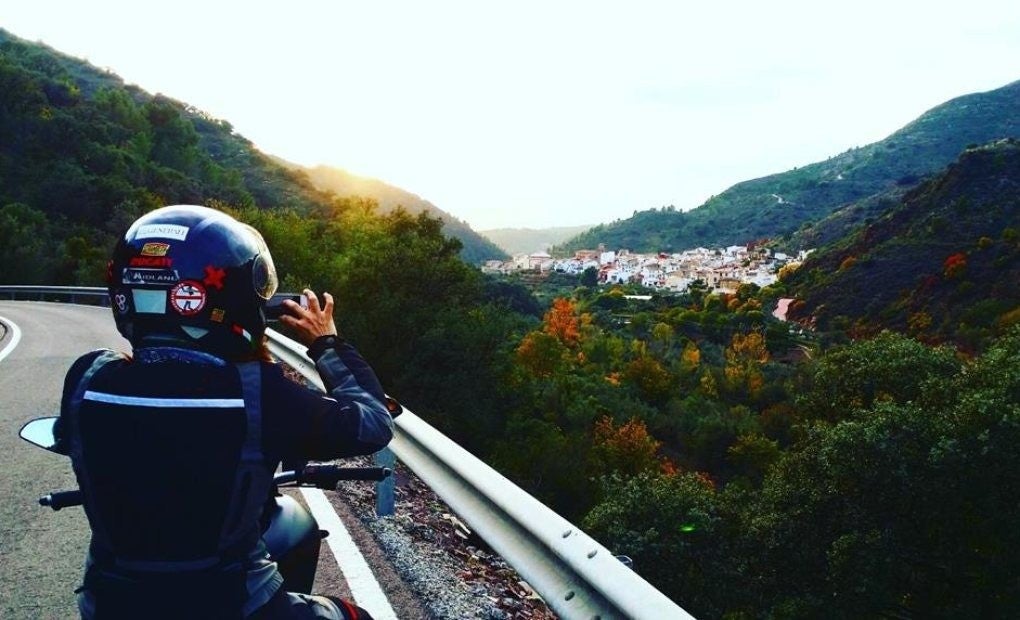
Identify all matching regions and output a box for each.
[108,205,278,357]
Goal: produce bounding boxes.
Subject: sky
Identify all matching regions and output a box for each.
[3,1,1019,230]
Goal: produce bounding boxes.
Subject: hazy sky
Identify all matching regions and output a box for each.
[3,1,1019,230]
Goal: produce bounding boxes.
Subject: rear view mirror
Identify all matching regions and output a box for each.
[19,417,58,451]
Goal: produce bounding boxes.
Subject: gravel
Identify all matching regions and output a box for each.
[337,462,556,620]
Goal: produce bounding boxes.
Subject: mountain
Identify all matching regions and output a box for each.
[0,28,501,285]
[784,139,1020,351]
[479,225,593,255]
[0,28,338,215]
[290,165,507,264]
[556,80,1020,254]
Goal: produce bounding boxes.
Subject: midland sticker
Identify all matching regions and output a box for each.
[170,281,207,316]
[122,268,180,285]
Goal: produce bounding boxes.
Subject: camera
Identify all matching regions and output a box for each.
[264,293,308,321]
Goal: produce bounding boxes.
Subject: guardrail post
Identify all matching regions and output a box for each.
[375,447,395,516]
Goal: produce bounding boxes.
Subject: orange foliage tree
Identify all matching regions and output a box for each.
[544,297,581,346]
[515,297,591,377]
[725,330,770,396]
[623,355,674,404]
[681,340,702,372]
[591,416,672,477]
[515,331,565,378]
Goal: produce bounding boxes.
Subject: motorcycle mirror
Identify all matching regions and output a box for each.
[19,417,59,451]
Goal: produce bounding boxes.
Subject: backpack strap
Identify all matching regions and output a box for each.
[65,350,130,554]
[216,361,273,557]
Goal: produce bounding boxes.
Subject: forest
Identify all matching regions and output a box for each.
[229,202,1020,618]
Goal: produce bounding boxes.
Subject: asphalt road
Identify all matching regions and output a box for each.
[0,301,126,619]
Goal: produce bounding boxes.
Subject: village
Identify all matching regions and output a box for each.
[482,244,814,294]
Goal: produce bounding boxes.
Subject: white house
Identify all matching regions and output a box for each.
[528,252,552,270]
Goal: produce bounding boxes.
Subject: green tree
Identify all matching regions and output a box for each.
[491,416,593,518]
[743,328,1020,617]
[796,331,960,422]
[0,202,54,283]
[584,472,734,617]
[144,97,201,173]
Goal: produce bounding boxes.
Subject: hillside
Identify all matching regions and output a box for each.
[784,139,1020,350]
[0,28,500,285]
[293,165,507,264]
[557,79,1020,254]
[479,225,593,255]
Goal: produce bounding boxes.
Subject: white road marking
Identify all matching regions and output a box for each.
[0,315,23,363]
[299,488,397,620]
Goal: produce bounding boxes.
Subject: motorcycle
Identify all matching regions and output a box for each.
[18,416,391,595]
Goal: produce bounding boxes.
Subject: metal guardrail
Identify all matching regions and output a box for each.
[2,286,695,620]
[0,285,109,305]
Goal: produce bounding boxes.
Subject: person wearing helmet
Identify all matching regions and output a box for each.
[54,205,393,619]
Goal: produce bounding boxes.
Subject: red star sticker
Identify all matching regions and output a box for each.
[203,265,226,290]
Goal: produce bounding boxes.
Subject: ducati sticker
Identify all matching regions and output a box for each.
[170,281,207,316]
[129,256,172,267]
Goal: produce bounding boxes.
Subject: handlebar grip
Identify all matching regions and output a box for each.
[300,464,392,487]
[333,466,392,481]
[40,490,82,511]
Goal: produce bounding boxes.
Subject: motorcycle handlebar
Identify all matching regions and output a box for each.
[39,464,392,510]
[277,464,393,488]
[40,490,83,510]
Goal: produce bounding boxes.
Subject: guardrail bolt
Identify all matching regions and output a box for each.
[587,549,597,559]
[564,591,575,601]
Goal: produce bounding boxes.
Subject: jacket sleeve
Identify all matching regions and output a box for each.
[262,341,393,462]
[312,341,393,451]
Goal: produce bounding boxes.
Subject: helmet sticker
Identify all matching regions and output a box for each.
[136,224,189,241]
[123,268,180,285]
[140,242,171,256]
[130,256,172,268]
[113,292,129,314]
[203,265,226,290]
[170,281,207,316]
[231,323,253,342]
[132,289,167,314]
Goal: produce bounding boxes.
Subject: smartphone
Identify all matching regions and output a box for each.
[265,293,308,321]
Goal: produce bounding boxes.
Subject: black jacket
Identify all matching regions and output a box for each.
[57,339,393,618]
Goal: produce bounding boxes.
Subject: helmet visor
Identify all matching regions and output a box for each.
[244,225,278,300]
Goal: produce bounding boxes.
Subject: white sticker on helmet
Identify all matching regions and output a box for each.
[136,224,189,241]
[132,289,167,314]
[170,281,207,316]
[181,326,210,339]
